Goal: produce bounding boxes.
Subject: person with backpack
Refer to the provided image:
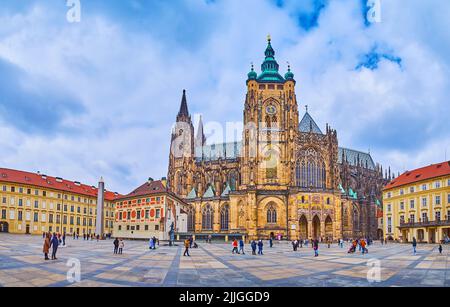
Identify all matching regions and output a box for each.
[257,240,264,255]
[251,240,257,255]
[183,239,190,257]
[232,239,239,254]
[239,239,245,255]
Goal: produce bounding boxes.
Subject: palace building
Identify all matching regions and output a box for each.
[113,178,189,240]
[167,37,388,241]
[383,161,450,243]
[0,168,119,235]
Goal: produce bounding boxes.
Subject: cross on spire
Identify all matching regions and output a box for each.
[305,105,308,113]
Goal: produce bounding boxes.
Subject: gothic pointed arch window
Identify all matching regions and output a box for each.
[353,206,360,231]
[228,171,239,191]
[187,206,195,232]
[295,148,326,189]
[202,204,213,231]
[220,204,230,231]
[264,147,279,180]
[266,203,277,224]
[176,172,183,195]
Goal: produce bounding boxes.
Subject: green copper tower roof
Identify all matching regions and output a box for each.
[257,36,285,83]
[247,63,257,81]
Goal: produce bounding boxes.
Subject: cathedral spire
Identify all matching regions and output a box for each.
[257,36,284,83]
[196,115,206,147]
[177,89,190,120]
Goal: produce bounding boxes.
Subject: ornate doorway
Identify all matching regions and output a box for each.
[312,215,321,239]
[0,222,8,233]
[325,216,333,240]
[299,215,308,240]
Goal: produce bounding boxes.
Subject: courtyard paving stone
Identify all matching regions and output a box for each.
[0,233,449,287]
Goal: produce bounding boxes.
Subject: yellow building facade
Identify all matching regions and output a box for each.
[0,168,119,236]
[383,161,450,243]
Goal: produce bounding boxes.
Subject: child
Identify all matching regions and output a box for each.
[119,239,124,254]
[438,244,443,255]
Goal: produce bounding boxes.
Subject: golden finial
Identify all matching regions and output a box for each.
[267,34,271,42]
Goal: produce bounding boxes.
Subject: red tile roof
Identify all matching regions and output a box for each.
[0,168,121,201]
[384,161,450,190]
[117,180,167,200]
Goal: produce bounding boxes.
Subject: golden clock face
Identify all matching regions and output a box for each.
[266,105,276,115]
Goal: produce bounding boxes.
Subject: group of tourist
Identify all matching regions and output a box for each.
[347,238,369,254]
[42,232,61,260]
[149,236,158,250]
[113,237,125,254]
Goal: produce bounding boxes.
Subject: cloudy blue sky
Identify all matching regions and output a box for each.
[0,0,449,193]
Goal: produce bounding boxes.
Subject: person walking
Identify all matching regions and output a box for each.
[361,239,367,254]
[62,232,66,247]
[239,239,245,255]
[113,238,119,254]
[189,236,193,248]
[257,240,264,255]
[149,237,153,250]
[43,233,50,260]
[232,239,239,254]
[313,239,319,257]
[269,237,273,248]
[251,240,257,255]
[438,244,443,255]
[412,237,417,255]
[49,233,59,260]
[118,239,124,254]
[299,239,303,248]
[183,239,190,257]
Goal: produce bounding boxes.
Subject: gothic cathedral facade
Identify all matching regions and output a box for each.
[167,38,388,241]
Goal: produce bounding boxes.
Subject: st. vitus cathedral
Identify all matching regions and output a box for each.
[167,38,388,241]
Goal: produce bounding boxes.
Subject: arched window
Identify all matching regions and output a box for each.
[295,148,326,189]
[187,206,195,232]
[220,205,230,231]
[176,172,183,195]
[267,204,277,224]
[202,204,214,230]
[228,171,238,191]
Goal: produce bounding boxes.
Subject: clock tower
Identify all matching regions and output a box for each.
[241,37,299,188]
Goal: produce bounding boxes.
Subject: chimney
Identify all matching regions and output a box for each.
[148,177,154,184]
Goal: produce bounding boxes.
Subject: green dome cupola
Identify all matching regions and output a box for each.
[257,35,285,83]
[247,63,257,81]
[285,63,295,81]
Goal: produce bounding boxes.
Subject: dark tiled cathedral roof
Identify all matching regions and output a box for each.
[299,112,323,134]
[338,147,375,170]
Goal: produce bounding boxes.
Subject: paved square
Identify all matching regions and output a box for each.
[0,234,449,287]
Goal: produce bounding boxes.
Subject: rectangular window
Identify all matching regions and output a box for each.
[43,191,46,197]
[34,212,38,222]
[2,185,6,192]
[409,214,415,223]
[56,215,61,224]
[400,189,404,195]
[448,194,450,204]
[435,211,441,221]
[422,197,427,207]
[41,213,46,222]
[155,225,159,231]
[435,181,441,189]
[136,225,140,231]
[1,209,6,219]
[145,225,149,231]
[49,214,53,223]
[11,186,15,192]
[145,210,149,219]
[422,212,428,222]
[27,188,31,194]
[422,184,427,191]
[18,199,23,206]
[156,209,160,218]
[435,195,441,205]
[35,190,38,196]
[410,199,415,209]
[34,200,39,208]
[399,215,405,224]
[63,215,67,224]
[400,201,404,210]
[118,225,122,231]
[410,186,415,193]
[2,197,6,204]
[127,211,131,220]
[387,204,391,212]
[16,211,20,221]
